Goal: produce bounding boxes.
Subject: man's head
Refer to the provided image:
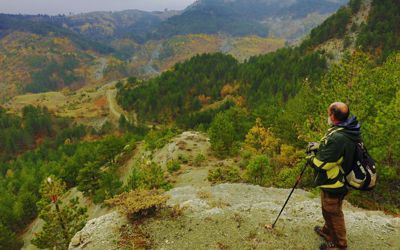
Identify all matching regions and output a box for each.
[328,102,350,125]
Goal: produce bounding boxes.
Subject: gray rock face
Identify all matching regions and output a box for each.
[69,183,400,250]
[69,211,127,250]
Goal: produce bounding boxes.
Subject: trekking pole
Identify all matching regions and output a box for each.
[268,162,308,229]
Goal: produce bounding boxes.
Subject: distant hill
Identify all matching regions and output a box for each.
[54,0,348,43]
[121,34,285,76]
[0,31,128,102]
[0,1,349,48]
[0,14,113,53]
[62,10,180,43]
[0,31,285,102]
[152,0,349,41]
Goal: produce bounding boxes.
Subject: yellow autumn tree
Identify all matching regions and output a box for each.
[244,118,280,157]
[198,94,211,106]
[220,84,235,97]
[271,144,304,168]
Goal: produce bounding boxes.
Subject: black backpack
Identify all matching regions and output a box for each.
[343,141,377,191]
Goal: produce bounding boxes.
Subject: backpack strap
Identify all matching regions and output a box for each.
[321,127,344,144]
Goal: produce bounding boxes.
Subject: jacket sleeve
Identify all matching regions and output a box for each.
[310,136,344,171]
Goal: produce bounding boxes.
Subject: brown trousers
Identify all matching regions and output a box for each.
[321,191,347,248]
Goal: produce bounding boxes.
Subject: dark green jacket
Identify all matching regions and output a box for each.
[310,116,361,194]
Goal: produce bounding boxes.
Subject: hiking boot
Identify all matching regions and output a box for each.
[319,242,347,250]
[314,225,332,242]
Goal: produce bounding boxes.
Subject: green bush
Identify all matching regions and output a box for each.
[167,160,181,173]
[209,108,252,157]
[194,153,206,166]
[208,165,242,184]
[274,167,300,188]
[177,154,189,164]
[0,224,22,250]
[105,189,168,220]
[127,165,143,190]
[93,170,123,204]
[378,165,398,181]
[127,160,170,190]
[144,128,179,151]
[144,161,170,189]
[245,155,272,186]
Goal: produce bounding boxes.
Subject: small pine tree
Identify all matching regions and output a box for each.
[209,112,236,156]
[32,176,87,250]
[77,161,101,197]
[98,136,125,164]
[119,114,128,130]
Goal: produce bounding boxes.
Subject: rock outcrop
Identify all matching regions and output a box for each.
[70,183,400,250]
[69,211,127,250]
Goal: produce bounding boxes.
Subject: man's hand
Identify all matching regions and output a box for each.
[306,142,320,154]
[305,142,318,167]
[305,153,315,167]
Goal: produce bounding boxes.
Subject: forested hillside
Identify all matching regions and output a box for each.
[117,49,327,123]
[0,106,88,248]
[0,106,52,160]
[0,106,138,248]
[357,0,400,60]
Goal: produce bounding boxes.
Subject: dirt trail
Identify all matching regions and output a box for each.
[105,85,138,126]
[174,166,211,188]
[106,89,122,121]
[152,131,213,189]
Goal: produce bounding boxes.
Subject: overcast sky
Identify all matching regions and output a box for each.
[0,0,196,15]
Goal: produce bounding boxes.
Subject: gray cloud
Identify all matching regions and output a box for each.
[0,0,195,15]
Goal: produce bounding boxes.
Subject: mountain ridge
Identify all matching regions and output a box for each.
[153,0,349,40]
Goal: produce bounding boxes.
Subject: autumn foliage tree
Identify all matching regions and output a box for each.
[244,118,280,157]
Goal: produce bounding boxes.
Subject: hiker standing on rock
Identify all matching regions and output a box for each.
[306,102,361,250]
